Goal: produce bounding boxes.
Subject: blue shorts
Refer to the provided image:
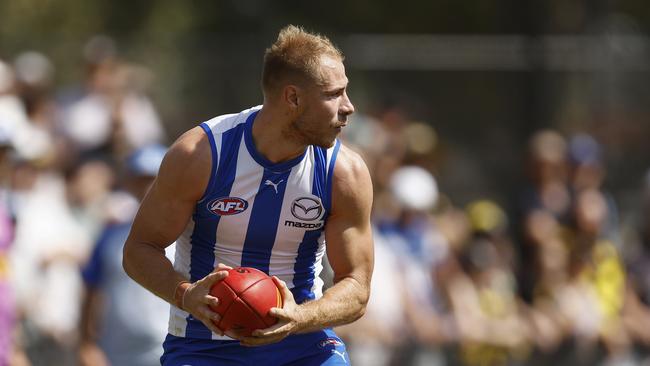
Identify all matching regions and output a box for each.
[161,328,350,366]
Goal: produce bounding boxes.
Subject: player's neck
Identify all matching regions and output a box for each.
[251,107,307,164]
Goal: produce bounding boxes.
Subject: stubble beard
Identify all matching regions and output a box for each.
[284,116,335,148]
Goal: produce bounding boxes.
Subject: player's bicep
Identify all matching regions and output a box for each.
[128,178,194,250]
[127,127,211,250]
[325,214,373,285]
[325,147,374,287]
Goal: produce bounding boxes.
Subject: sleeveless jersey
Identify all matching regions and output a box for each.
[168,106,341,339]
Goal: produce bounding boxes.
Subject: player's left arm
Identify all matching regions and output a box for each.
[240,145,374,346]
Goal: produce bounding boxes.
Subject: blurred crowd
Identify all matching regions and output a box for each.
[1,36,650,366]
[337,108,650,366]
[0,36,170,366]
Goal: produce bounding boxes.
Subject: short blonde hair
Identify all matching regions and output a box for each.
[262,25,343,96]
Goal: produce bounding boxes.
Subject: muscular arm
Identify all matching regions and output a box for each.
[244,145,374,344]
[122,127,226,334]
[295,146,374,331]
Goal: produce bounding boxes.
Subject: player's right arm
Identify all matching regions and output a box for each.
[122,126,226,335]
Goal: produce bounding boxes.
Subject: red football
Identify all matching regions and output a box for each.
[209,267,283,336]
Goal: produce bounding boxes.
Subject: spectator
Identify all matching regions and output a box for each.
[446,200,531,366]
[78,144,173,366]
[567,134,620,244]
[63,36,165,159]
[9,155,112,365]
[381,166,451,365]
[518,130,572,304]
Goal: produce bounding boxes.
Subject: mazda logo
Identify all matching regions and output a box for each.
[291,197,323,221]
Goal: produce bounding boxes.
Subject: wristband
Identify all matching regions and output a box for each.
[173,280,191,311]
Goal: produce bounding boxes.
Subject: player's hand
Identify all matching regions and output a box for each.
[239,276,303,347]
[182,263,232,336]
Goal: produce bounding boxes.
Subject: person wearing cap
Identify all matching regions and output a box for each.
[379,165,441,263]
[78,144,173,366]
[567,133,620,245]
[374,166,453,365]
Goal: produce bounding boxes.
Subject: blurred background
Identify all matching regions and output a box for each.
[1,1,650,365]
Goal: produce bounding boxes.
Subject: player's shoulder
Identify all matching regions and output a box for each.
[155,127,212,201]
[164,105,262,173]
[202,105,262,134]
[331,143,372,200]
[166,126,210,166]
[333,143,370,181]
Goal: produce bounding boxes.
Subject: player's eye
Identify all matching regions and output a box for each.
[327,90,344,98]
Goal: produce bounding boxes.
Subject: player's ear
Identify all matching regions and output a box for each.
[283,85,300,110]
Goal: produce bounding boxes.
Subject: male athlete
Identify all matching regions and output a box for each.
[122,25,374,365]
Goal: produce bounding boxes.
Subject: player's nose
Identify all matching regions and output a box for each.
[340,92,355,116]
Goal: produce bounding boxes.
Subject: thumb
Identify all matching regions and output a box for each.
[204,270,228,287]
[268,307,292,321]
[272,276,293,303]
[216,263,233,271]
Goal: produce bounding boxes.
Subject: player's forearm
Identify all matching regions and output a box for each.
[295,276,369,333]
[122,239,186,306]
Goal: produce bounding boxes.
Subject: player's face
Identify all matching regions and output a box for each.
[290,56,354,148]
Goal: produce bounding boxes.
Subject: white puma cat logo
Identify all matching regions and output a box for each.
[332,350,346,361]
[264,179,284,194]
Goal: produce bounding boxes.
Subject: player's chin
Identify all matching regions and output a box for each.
[314,137,336,148]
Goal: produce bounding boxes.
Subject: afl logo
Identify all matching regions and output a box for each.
[318,338,343,348]
[207,197,248,216]
[291,197,323,221]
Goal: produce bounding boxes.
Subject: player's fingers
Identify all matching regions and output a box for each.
[224,329,245,340]
[203,295,219,308]
[240,338,265,347]
[251,320,284,336]
[252,322,291,337]
[271,276,286,289]
[196,307,224,336]
[239,338,258,347]
[197,304,221,323]
[239,336,271,347]
[271,276,294,303]
[203,270,228,287]
[216,263,233,271]
[240,332,284,347]
[268,307,291,321]
[197,312,223,336]
[215,325,225,336]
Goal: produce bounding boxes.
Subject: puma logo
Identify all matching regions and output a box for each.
[332,350,347,361]
[265,179,284,194]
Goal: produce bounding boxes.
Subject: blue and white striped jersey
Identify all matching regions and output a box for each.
[168,106,341,339]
